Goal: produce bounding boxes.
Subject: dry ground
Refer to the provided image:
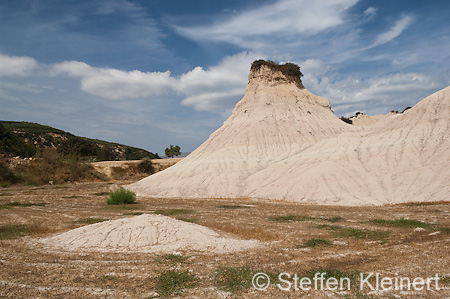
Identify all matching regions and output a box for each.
[0,181,449,298]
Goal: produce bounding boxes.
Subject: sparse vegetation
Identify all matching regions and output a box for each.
[0,201,46,208]
[213,266,256,293]
[137,158,154,174]
[93,192,110,196]
[370,218,434,229]
[299,238,333,248]
[75,218,109,224]
[217,205,249,209]
[155,270,197,298]
[251,60,303,79]
[0,224,27,239]
[205,222,276,241]
[323,216,345,223]
[269,214,315,222]
[155,253,189,264]
[176,217,201,223]
[106,188,136,205]
[154,209,194,216]
[329,226,390,241]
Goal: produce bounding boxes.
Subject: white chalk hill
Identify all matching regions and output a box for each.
[129,62,450,205]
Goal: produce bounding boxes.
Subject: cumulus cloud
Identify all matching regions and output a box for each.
[176,0,358,47]
[177,51,264,112]
[51,51,263,114]
[0,54,38,77]
[369,14,414,48]
[51,61,176,100]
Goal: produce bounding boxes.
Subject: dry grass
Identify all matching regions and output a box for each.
[204,221,277,241]
[0,182,449,298]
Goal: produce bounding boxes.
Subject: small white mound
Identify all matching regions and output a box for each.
[38,214,258,253]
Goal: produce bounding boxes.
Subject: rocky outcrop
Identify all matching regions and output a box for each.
[128,60,450,205]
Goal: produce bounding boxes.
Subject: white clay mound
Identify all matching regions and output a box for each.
[128,63,450,206]
[38,214,259,253]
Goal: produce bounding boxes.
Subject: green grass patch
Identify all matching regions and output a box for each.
[269,215,316,222]
[213,266,278,293]
[299,238,333,248]
[370,218,434,229]
[93,192,110,196]
[0,193,13,196]
[325,225,390,241]
[0,224,27,240]
[155,270,197,298]
[107,188,136,205]
[154,209,194,216]
[176,217,201,223]
[217,205,249,209]
[122,212,144,216]
[75,218,109,224]
[155,253,189,264]
[1,183,9,188]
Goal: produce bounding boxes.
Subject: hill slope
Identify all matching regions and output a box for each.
[128,60,450,206]
[0,121,160,161]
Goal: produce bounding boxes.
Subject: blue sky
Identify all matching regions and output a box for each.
[0,0,449,155]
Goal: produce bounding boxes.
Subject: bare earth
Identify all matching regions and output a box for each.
[1,182,449,298]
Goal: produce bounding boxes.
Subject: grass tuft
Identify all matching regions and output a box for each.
[154,209,194,216]
[107,188,136,205]
[269,215,315,222]
[323,216,345,223]
[156,270,197,298]
[299,238,333,248]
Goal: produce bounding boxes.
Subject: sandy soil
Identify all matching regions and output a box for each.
[1,182,449,298]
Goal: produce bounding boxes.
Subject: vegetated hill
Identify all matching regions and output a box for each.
[0,121,160,161]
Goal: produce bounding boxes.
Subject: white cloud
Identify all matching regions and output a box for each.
[364,7,378,17]
[301,62,442,115]
[176,0,359,46]
[0,54,38,77]
[51,51,264,114]
[51,61,176,100]
[177,51,264,113]
[369,14,414,48]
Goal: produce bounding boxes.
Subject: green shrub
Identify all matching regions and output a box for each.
[106,188,136,205]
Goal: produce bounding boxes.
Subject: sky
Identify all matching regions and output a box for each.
[0,0,449,155]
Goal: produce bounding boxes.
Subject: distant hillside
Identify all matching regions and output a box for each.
[0,121,160,161]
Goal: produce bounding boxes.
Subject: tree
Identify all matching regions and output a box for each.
[165,145,181,158]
